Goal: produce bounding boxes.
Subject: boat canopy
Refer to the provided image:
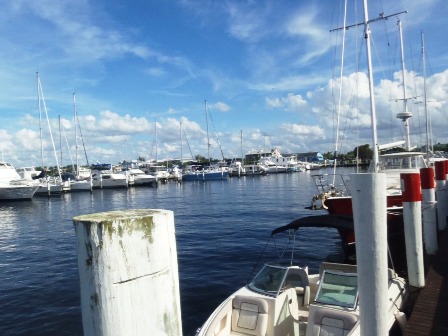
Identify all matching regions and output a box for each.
[271,215,354,236]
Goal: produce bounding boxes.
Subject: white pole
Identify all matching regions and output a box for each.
[351,173,388,336]
[73,209,182,336]
[435,161,447,230]
[401,173,425,288]
[420,168,438,254]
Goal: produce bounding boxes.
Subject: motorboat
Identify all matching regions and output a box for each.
[195,218,408,336]
[120,168,157,187]
[91,163,128,189]
[228,161,246,177]
[244,164,268,176]
[0,162,40,200]
[61,173,92,192]
[258,149,300,174]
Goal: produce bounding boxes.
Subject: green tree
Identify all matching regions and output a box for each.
[352,144,373,160]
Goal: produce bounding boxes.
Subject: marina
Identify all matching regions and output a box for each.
[1,162,448,335]
[0,170,329,336]
[0,1,447,335]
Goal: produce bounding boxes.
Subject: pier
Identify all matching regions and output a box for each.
[404,228,448,335]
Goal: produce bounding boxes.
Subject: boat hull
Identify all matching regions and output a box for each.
[182,171,229,181]
[0,184,39,200]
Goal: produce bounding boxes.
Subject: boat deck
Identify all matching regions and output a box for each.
[404,229,448,335]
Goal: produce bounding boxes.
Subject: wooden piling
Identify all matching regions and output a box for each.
[73,209,182,336]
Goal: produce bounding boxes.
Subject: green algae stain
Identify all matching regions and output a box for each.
[74,210,160,244]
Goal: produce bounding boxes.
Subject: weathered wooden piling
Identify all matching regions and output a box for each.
[351,173,388,336]
[401,173,425,288]
[420,167,438,254]
[73,209,182,336]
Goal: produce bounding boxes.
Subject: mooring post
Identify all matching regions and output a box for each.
[73,209,182,336]
[401,173,425,288]
[351,173,388,336]
[435,161,447,230]
[420,167,438,254]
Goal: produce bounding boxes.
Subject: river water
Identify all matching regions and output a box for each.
[0,168,355,336]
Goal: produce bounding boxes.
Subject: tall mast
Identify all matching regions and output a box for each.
[179,121,183,167]
[205,100,211,165]
[422,32,431,161]
[154,117,158,163]
[363,0,379,172]
[59,115,62,168]
[331,5,405,172]
[73,92,78,175]
[37,72,44,167]
[38,73,62,178]
[396,19,412,151]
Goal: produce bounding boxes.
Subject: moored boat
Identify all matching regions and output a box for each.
[91,163,128,189]
[0,162,39,200]
[195,218,408,336]
[182,165,229,181]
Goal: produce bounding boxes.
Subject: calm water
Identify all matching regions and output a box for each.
[0,168,354,336]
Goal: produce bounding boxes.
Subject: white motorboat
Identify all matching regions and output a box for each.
[61,173,92,192]
[91,164,128,189]
[0,162,39,200]
[121,168,157,187]
[258,149,300,173]
[195,218,408,336]
[228,161,246,177]
[16,166,66,195]
[243,164,268,176]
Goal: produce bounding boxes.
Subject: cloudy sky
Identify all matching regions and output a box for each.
[0,0,447,167]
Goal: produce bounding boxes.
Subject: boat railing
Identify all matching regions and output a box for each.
[311,174,351,197]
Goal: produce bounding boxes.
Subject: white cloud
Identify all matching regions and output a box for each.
[266,93,306,112]
[209,102,231,112]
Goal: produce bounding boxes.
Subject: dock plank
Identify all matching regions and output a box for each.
[404,229,448,336]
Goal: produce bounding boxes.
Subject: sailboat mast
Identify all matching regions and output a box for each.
[154,118,158,163]
[362,0,379,172]
[73,92,78,176]
[396,19,412,151]
[59,115,62,168]
[37,72,44,167]
[422,32,431,161]
[205,100,211,165]
[241,130,244,165]
[179,121,183,166]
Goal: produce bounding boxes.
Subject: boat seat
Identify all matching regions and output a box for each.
[284,268,310,307]
[306,306,358,336]
[230,295,268,336]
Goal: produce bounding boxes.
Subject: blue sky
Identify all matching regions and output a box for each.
[1,0,447,167]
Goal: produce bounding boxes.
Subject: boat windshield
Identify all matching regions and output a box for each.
[248,264,287,296]
[374,152,427,171]
[315,271,358,309]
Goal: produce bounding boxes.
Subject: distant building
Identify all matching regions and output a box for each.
[295,152,324,163]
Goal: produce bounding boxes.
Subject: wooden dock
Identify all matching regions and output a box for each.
[404,229,448,335]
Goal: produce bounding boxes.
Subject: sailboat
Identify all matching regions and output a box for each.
[308,16,427,251]
[196,3,409,336]
[182,100,229,181]
[33,72,68,195]
[67,92,92,192]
